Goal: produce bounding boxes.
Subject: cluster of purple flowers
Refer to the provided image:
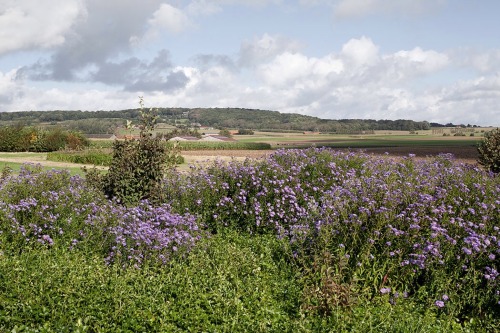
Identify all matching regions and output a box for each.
[101,201,202,267]
[0,164,203,267]
[162,148,500,313]
[0,164,98,247]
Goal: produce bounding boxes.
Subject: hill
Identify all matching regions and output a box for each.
[0,107,432,134]
[187,108,431,132]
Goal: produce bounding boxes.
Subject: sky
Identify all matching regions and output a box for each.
[1,0,500,126]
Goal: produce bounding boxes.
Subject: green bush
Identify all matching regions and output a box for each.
[219,128,233,138]
[236,128,254,135]
[478,128,500,173]
[86,97,180,205]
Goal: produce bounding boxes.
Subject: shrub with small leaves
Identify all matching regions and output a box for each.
[478,128,500,173]
[87,97,179,205]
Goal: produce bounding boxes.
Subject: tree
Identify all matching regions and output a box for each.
[219,129,232,138]
[236,129,254,135]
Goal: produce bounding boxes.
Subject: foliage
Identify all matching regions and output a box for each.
[163,148,500,324]
[158,127,202,141]
[218,128,233,138]
[0,125,88,152]
[189,108,432,132]
[1,107,433,133]
[88,97,180,205]
[1,229,473,332]
[1,149,500,330]
[236,128,255,135]
[63,118,124,134]
[0,164,110,253]
[478,128,500,173]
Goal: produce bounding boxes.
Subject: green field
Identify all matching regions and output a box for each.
[0,153,89,176]
[0,130,486,174]
[234,131,482,149]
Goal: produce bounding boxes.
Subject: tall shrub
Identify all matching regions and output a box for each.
[478,128,500,173]
[97,97,178,205]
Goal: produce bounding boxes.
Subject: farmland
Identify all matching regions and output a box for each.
[0,129,486,171]
[0,130,499,331]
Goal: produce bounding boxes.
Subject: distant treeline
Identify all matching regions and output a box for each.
[1,108,433,133]
[188,108,432,132]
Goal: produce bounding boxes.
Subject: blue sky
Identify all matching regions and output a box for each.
[1,0,500,126]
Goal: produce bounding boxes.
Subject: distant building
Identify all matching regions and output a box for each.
[169,136,200,141]
[200,134,236,142]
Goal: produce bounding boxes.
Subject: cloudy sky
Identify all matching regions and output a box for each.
[1,0,500,126]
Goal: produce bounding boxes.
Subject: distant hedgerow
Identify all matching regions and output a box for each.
[0,125,88,152]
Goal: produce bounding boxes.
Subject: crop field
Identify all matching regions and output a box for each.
[237,130,481,147]
[0,146,499,331]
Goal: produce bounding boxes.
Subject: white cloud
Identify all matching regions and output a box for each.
[341,36,379,66]
[0,0,498,127]
[382,47,449,81]
[146,3,193,36]
[238,33,302,67]
[187,0,283,16]
[333,0,447,18]
[0,69,20,104]
[459,49,500,73]
[258,52,343,88]
[0,0,86,54]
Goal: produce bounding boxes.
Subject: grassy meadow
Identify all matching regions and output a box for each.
[0,130,499,331]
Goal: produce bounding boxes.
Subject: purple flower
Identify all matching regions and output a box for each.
[380,287,391,294]
[435,300,445,308]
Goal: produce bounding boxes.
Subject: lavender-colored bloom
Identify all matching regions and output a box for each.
[462,247,473,255]
[380,287,391,294]
[435,300,445,308]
